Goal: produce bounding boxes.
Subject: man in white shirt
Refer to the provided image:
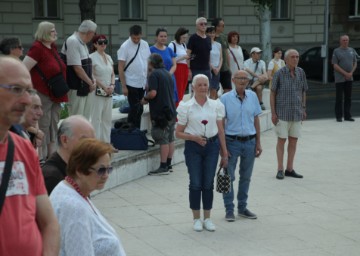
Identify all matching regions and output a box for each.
[244,47,268,110]
[117,25,151,129]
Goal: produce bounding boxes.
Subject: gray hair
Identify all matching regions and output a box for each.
[284,49,299,59]
[78,20,97,33]
[56,115,90,147]
[196,17,207,25]
[192,74,209,87]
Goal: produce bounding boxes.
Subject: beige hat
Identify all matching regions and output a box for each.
[250,47,262,54]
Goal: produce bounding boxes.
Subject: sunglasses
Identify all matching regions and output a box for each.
[90,166,113,177]
[0,84,37,96]
[17,45,23,50]
[97,39,108,45]
[199,22,207,26]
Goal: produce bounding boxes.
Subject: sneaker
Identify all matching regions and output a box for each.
[148,167,169,176]
[203,218,216,231]
[193,219,203,232]
[285,169,303,178]
[260,102,266,110]
[168,165,173,172]
[238,209,257,219]
[225,211,235,222]
[276,170,284,180]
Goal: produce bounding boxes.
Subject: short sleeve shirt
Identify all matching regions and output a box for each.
[244,59,267,81]
[187,33,211,70]
[332,47,357,83]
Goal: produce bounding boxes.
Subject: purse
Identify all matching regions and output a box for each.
[216,167,231,194]
[110,126,155,150]
[95,86,111,97]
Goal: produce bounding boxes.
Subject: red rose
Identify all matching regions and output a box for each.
[201,120,208,125]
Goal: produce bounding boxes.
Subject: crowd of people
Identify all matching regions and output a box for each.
[0,13,357,254]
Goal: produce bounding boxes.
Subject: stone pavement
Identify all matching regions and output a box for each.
[92,118,360,256]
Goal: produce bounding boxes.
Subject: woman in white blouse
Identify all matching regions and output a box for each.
[169,27,190,105]
[89,34,115,143]
[227,31,244,89]
[50,138,126,256]
[267,47,285,89]
[176,74,228,232]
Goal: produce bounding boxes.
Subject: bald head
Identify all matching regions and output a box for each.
[0,57,32,87]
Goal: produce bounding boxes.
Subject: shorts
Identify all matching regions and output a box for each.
[219,70,232,90]
[209,71,220,90]
[151,119,175,145]
[274,120,302,139]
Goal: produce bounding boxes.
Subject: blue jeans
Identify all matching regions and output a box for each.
[184,138,219,210]
[223,136,256,213]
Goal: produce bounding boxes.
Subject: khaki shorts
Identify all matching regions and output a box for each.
[274,120,302,139]
[151,119,175,145]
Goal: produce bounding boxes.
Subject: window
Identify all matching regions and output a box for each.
[34,0,59,18]
[271,0,290,20]
[349,0,360,17]
[198,0,218,20]
[120,0,143,20]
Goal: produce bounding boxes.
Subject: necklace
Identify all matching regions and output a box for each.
[65,176,97,215]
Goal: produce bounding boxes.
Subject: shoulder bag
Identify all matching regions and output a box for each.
[0,134,15,215]
[35,49,69,98]
[216,167,231,194]
[229,48,241,70]
[124,42,140,72]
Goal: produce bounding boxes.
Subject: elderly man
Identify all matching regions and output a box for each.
[61,20,97,118]
[117,25,151,129]
[270,49,308,180]
[220,70,262,221]
[244,47,268,110]
[332,35,357,122]
[0,56,60,255]
[187,17,212,81]
[42,115,95,194]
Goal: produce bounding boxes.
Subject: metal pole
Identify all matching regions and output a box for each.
[323,0,329,84]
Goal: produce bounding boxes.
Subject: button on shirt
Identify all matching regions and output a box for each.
[177,97,225,138]
[220,90,261,136]
[271,66,308,121]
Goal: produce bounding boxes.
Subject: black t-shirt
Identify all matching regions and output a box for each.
[187,33,212,70]
[148,68,176,120]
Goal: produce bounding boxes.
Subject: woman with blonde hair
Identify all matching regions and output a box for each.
[23,21,68,161]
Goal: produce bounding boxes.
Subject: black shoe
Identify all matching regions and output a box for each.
[148,167,169,176]
[276,170,284,180]
[344,118,355,122]
[168,165,173,172]
[225,211,235,222]
[285,169,303,178]
[336,118,342,122]
[238,209,257,219]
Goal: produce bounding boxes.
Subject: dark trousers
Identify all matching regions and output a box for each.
[127,85,144,129]
[335,81,352,119]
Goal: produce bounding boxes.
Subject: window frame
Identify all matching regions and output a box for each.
[271,0,291,20]
[198,0,219,21]
[349,0,360,18]
[120,0,144,21]
[34,0,60,19]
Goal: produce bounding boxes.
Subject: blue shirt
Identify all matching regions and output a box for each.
[150,46,176,71]
[220,89,261,136]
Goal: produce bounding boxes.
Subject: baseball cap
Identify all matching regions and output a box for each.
[250,47,262,54]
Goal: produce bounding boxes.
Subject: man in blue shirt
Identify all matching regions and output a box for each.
[220,70,262,222]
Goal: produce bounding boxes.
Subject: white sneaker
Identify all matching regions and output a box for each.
[203,218,216,232]
[193,219,203,232]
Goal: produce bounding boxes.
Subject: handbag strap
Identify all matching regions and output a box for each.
[34,46,63,83]
[124,42,141,72]
[0,133,15,215]
[229,48,240,70]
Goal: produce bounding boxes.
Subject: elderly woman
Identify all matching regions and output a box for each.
[50,138,126,256]
[89,34,115,143]
[0,37,24,59]
[175,74,228,232]
[23,21,68,161]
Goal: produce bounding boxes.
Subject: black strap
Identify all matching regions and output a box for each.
[229,48,240,70]
[0,134,15,215]
[172,42,177,53]
[124,42,141,72]
[249,61,260,86]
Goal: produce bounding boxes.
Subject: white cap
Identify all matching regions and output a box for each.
[250,47,262,54]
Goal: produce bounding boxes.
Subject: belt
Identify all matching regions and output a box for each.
[206,134,218,142]
[226,134,256,142]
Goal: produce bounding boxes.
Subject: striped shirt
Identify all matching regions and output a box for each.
[271,66,308,121]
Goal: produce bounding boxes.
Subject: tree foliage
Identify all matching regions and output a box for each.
[79,0,97,21]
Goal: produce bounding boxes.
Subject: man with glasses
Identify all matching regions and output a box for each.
[0,56,60,255]
[42,115,95,194]
[220,70,262,222]
[187,17,212,82]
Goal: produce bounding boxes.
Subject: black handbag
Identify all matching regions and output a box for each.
[0,134,15,215]
[216,167,231,194]
[111,125,155,151]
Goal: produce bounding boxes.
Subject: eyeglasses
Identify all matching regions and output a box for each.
[233,77,249,81]
[16,45,23,50]
[199,22,207,26]
[0,84,37,96]
[97,39,108,45]
[89,166,113,177]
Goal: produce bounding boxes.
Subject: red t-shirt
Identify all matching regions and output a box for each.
[27,40,68,103]
[0,132,47,256]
